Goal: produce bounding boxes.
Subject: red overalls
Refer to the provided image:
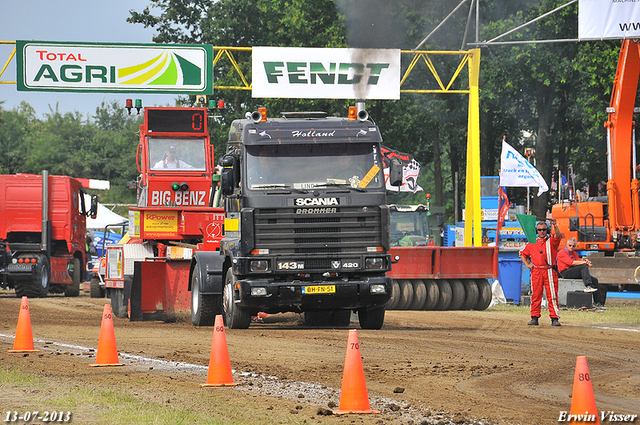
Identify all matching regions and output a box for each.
[520,236,561,319]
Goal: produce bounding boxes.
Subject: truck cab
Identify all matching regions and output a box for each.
[204,109,393,329]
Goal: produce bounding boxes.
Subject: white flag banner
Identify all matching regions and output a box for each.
[579,0,640,40]
[499,141,548,196]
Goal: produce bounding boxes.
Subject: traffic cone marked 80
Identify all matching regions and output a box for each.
[568,356,599,425]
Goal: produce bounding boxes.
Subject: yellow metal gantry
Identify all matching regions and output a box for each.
[0,43,482,246]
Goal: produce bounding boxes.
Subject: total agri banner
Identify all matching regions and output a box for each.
[579,0,640,40]
[252,47,401,100]
[16,41,213,94]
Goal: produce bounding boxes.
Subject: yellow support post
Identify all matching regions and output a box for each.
[464,48,482,247]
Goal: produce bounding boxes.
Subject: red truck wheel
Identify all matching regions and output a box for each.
[64,258,81,297]
[422,280,440,310]
[434,280,452,310]
[396,280,414,310]
[385,281,401,310]
[460,280,479,310]
[408,280,427,309]
[448,280,466,310]
[473,279,492,310]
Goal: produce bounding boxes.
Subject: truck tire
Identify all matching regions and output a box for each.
[448,279,466,310]
[64,258,81,297]
[460,280,479,310]
[386,280,401,310]
[434,280,452,310]
[422,280,440,310]
[358,306,385,329]
[191,263,222,326]
[90,275,105,298]
[16,257,50,298]
[473,279,492,311]
[409,280,427,309]
[110,288,128,318]
[223,269,251,329]
[396,280,414,310]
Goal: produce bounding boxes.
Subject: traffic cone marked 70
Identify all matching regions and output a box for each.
[333,329,379,415]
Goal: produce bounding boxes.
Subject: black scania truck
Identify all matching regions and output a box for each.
[190,108,399,329]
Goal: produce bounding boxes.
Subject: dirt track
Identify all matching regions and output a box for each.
[1,292,639,425]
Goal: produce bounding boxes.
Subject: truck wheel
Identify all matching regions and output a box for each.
[409,280,427,309]
[223,269,251,329]
[64,258,81,297]
[460,280,479,310]
[385,280,401,310]
[396,280,414,310]
[358,306,385,330]
[422,280,440,310]
[191,264,221,326]
[473,279,492,311]
[330,310,352,327]
[434,280,452,310]
[90,275,105,298]
[448,279,466,310]
[110,288,128,318]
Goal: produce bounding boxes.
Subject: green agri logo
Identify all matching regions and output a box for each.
[18,42,211,94]
[118,51,201,86]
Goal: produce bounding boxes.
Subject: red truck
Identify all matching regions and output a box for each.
[0,171,97,297]
[386,204,497,310]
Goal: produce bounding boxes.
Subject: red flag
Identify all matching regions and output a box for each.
[498,186,509,227]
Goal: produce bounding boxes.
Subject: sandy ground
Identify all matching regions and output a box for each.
[0,291,639,425]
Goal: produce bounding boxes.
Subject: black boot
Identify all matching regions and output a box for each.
[551,318,561,327]
[527,317,539,326]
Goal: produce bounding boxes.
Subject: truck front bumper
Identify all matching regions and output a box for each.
[234,276,392,313]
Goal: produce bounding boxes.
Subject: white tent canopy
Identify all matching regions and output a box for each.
[84,194,128,230]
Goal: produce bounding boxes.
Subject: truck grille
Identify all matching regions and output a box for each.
[253,207,382,256]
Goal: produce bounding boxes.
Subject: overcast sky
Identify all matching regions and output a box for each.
[0,0,179,117]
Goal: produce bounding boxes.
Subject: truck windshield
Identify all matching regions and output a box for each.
[390,211,430,246]
[148,138,207,171]
[245,143,384,190]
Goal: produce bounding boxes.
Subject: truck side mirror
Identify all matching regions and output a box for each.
[388,158,403,187]
[220,155,238,196]
[90,195,98,219]
[436,212,444,228]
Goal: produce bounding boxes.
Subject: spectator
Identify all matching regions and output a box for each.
[519,219,563,326]
[557,238,607,307]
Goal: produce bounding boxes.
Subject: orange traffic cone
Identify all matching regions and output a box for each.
[7,297,39,353]
[90,304,123,367]
[200,315,238,387]
[568,356,599,424]
[333,329,379,414]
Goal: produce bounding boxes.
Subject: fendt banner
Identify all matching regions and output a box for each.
[252,47,401,100]
[579,0,640,40]
[16,41,213,94]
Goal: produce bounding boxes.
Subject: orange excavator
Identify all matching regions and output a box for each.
[552,39,640,290]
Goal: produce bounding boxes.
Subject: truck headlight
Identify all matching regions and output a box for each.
[365,257,384,269]
[251,287,268,296]
[370,284,387,294]
[250,260,269,272]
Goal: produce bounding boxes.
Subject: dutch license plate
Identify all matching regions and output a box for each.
[303,285,336,294]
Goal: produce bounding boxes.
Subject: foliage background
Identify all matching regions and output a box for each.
[0,0,626,221]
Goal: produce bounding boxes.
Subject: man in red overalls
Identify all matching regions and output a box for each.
[519,219,563,326]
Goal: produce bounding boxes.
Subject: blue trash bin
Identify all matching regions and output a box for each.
[498,251,523,304]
